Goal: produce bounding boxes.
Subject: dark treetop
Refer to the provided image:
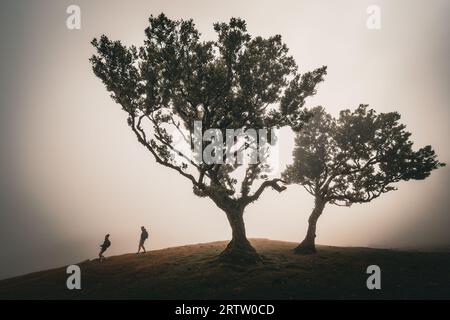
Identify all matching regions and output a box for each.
[283,105,445,207]
[90,14,327,208]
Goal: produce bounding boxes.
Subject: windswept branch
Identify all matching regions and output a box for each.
[245,178,286,204]
[130,115,200,187]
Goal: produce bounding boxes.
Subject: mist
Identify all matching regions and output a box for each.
[0,0,449,280]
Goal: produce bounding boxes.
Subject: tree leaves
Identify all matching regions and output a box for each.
[90,13,326,207]
[283,105,445,206]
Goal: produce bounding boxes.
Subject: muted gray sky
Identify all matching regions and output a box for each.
[0,0,449,279]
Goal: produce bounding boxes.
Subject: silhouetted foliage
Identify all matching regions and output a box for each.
[283,105,445,254]
[90,13,327,262]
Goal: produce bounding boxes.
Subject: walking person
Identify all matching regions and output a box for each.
[99,234,111,262]
[137,226,149,254]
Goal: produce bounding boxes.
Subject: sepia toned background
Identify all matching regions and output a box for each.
[0,0,449,279]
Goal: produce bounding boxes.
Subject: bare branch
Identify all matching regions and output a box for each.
[130,115,200,187]
[245,178,287,204]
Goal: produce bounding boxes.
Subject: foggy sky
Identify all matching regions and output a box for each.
[0,0,449,280]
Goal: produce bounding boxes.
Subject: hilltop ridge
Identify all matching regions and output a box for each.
[0,239,449,299]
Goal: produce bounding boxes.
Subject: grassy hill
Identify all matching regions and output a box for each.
[0,239,449,299]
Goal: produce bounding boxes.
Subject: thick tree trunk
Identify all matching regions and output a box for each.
[218,206,260,264]
[294,197,326,254]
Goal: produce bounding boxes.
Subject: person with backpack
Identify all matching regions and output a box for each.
[137,226,149,254]
[99,234,111,261]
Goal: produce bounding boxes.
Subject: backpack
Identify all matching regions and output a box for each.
[102,239,111,249]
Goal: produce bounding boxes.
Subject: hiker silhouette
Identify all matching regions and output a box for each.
[137,226,149,254]
[99,234,111,261]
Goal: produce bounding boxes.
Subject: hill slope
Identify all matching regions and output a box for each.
[0,239,449,299]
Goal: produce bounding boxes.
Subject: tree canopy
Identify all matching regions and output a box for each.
[90,14,326,207]
[284,105,445,207]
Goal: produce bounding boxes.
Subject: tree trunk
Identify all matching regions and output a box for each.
[294,197,326,254]
[218,206,260,264]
